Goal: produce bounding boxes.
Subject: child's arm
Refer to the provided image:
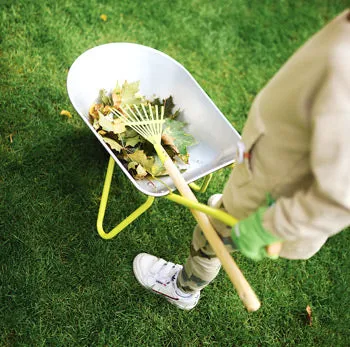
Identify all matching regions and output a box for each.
[262,42,350,258]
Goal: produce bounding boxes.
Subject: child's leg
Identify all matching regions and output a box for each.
[177,206,237,293]
[177,164,268,294]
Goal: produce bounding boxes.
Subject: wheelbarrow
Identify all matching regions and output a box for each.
[67,43,260,312]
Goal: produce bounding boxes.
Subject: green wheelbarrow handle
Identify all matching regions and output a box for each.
[165,193,282,259]
[165,193,238,227]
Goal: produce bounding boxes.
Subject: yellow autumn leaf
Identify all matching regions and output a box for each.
[128,150,154,173]
[100,14,107,22]
[135,164,148,179]
[127,161,138,170]
[92,118,100,130]
[60,110,72,118]
[99,113,126,134]
[306,305,312,326]
[102,137,123,152]
[98,130,107,136]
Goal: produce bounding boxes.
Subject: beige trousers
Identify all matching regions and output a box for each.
[177,198,237,293]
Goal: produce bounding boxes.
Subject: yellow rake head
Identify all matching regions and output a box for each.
[111,104,165,146]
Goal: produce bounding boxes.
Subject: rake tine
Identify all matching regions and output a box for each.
[111,107,144,136]
[134,104,155,139]
[153,105,157,138]
[137,104,153,135]
[110,107,128,123]
[125,104,141,123]
[151,104,158,138]
[134,104,144,122]
[111,103,165,145]
[158,105,164,136]
[138,104,153,136]
[148,104,155,138]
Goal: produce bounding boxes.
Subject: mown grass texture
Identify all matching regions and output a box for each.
[1,0,350,346]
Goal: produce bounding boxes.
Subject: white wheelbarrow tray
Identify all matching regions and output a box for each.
[66,44,264,312]
[67,43,241,197]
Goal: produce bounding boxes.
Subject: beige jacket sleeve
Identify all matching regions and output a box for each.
[263,35,350,258]
[222,10,350,259]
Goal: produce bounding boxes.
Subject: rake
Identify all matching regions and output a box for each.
[111,103,261,312]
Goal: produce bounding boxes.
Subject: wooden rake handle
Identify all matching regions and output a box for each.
[157,147,261,312]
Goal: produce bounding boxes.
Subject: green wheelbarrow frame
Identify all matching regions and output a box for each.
[97,156,238,240]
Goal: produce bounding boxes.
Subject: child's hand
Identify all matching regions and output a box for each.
[266,242,282,258]
[231,207,282,261]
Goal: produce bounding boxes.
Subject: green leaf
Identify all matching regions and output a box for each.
[125,135,142,147]
[99,89,113,105]
[117,127,144,147]
[164,96,179,119]
[162,119,196,155]
[124,128,139,138]
[91,82,196,180]
[152,96,180,119]
[150,155,167,176]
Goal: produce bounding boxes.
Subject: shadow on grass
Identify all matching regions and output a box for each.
[2,124,158,265]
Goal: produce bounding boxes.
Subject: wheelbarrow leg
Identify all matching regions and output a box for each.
[189,173,213,193]
[97,156,155,240]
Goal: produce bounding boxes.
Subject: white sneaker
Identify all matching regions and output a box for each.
[207,193,223,208]
[133,253,200,310]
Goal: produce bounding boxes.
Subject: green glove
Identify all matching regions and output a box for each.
[231,207,281,261]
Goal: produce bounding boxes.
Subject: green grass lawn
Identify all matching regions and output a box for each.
[1,0,350,345]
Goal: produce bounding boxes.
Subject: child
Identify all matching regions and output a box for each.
[133,9,350,310]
